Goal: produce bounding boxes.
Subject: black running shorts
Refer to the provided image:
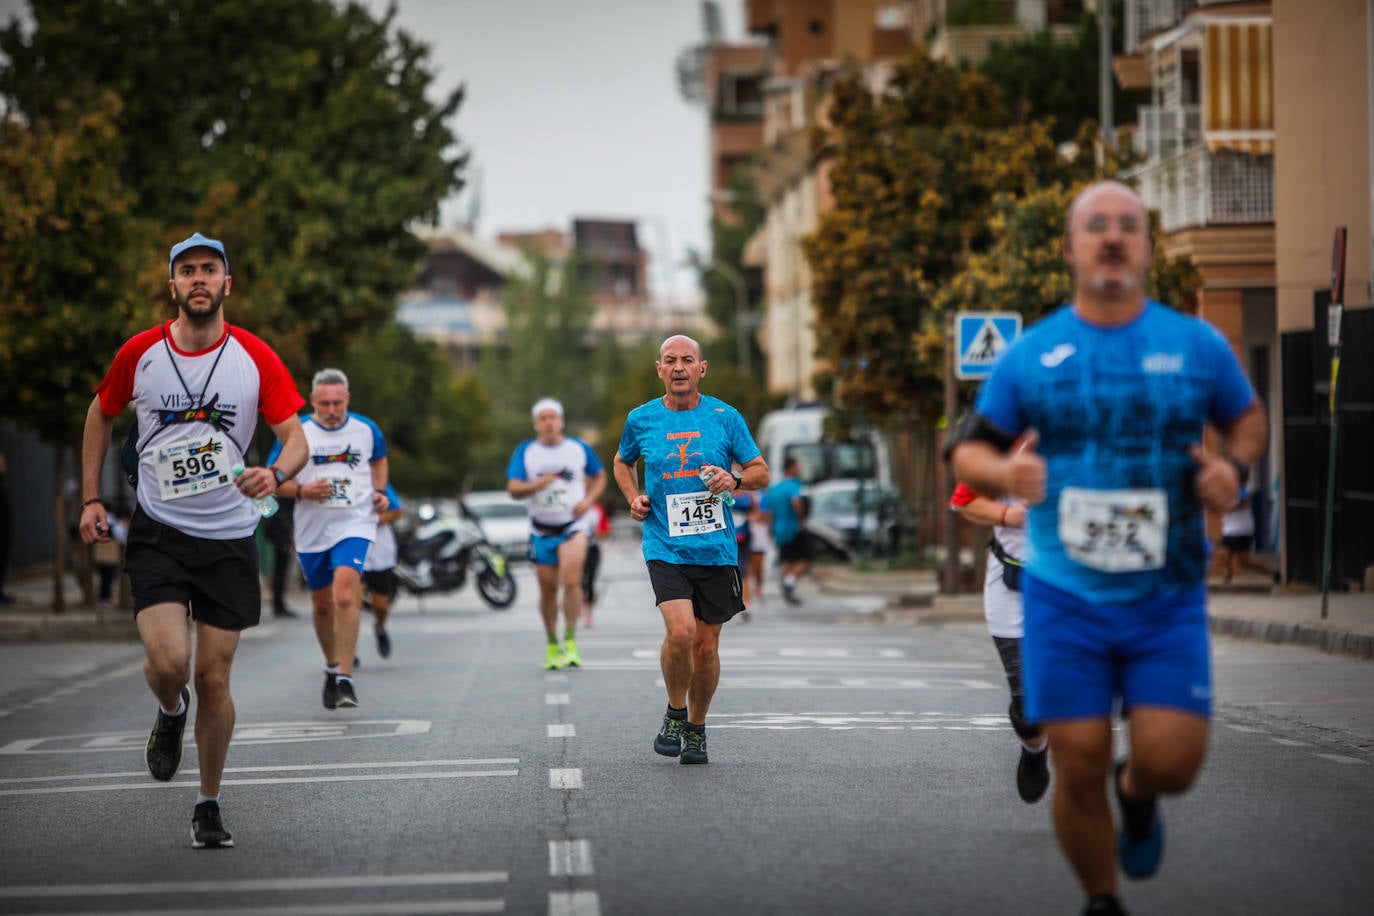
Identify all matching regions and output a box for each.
[778,531,815,564]
[123,507,261,631]
[647,560,743,625]
[362,568,398,598]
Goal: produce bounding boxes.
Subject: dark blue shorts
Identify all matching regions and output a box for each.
[1021,575,1212,723]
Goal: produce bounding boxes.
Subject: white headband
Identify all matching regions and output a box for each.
[531,398,564,418]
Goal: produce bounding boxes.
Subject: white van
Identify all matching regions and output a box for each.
[755,404,891,487]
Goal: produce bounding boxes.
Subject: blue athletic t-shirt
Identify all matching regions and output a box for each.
[974,301,1255,603]
[617,395,761,566]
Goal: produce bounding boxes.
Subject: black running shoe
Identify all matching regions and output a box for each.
[1082,894,1128,915]
[1016,745,1050,803]
[191,800,234,849]
[335,677,358,708]
[654,713,686,757]
[376,628,392,659]
[680,726,709,764]
[322,672,338,710]
[145,686,190,782]
[1115,760,1164,879]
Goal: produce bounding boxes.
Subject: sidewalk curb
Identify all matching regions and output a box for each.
[1209,614,1374,661]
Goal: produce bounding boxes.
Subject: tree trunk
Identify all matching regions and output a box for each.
[51,443,66,613]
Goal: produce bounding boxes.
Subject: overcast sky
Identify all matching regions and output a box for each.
[0,0,749,303]
[363,0,749,303]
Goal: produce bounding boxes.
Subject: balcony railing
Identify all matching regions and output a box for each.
[1133,104,1201,162]
[1131,145,1273,232]
[1125,0,1201,52]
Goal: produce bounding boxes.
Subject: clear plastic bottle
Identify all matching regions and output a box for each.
[699,468,735,507]
[230,463,279,517]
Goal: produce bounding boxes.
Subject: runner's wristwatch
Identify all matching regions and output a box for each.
[729,470,743,490]
[270,466,287,485]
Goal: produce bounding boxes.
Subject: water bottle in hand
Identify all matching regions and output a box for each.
[699,468,735,507]
[231,463,279,518]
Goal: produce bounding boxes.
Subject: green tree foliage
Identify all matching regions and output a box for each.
[804,54,1068,425]
[978,5,1145,144]
[700,165,766,378]
[0,0,467,376]
[0,91,155,444]
[340,322,489,497]
[935,181,1203,332]
[469,254,597,490]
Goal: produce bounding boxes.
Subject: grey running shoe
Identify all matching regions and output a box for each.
[680,727,709,764]
[335,677,358,708]
[654,713,686,757]
[376,628,392,659]
[322,672,338,710]
[145,686,190,782]
[1016,745,1050,803]
[191,800,234,849]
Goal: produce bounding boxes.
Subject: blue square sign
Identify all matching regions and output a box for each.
[956,311,1022,380]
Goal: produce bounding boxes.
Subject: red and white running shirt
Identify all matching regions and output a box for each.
[95,321,304,539]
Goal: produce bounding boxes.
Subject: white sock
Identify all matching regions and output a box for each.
[326,664,340,676]
[160,696,186,717]
[337,674,353,685]
[1019,737,1048,754]
[195,794,220,806]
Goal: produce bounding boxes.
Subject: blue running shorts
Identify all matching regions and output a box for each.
[530,529,585,566]
[1021,574,1212,723]
[298,537,371,591]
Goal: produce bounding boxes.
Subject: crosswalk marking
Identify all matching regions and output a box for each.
[549,890,601,916]
[549,769,583,789]
[548,839,594,876]
[547,724,576,738]
[546,693,571,705]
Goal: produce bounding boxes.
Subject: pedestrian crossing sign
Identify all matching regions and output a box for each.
[955,311,1022,380]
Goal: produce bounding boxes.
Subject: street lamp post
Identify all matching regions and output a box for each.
[690,256,751,374]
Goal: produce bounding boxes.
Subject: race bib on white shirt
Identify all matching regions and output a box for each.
[321,476,360,508]
[666,490,728,538]
[534,482,573,513]
[1059,487,1167,573]
[154,433,235,501]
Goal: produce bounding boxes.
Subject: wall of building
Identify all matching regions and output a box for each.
[1274,0,1372,331]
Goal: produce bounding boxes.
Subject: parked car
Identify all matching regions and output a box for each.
[460,490,530,561]
[803,479,916,560]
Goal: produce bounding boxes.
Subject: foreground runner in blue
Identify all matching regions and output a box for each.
[948,181,1268,915]
[614,335,769,764]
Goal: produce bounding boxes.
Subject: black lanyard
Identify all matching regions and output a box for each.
[134,322,233,455]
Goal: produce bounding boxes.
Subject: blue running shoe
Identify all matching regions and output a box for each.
[1115,760,1163,879]
[654,712,686,757]
[680,726,708,764]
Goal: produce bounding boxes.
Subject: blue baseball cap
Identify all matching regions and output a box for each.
[168,232,229,277]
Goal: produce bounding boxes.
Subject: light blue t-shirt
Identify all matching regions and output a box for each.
[766,477,804,547]
[617,395,760,567]
[975,301,1255,603]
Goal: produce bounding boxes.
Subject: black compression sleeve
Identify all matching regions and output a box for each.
[942,411,1017,462]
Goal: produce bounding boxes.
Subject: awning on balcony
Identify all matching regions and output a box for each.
[1203,19,1273,155]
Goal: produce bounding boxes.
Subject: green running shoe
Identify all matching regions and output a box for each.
[562,638,581,668]
[544,644,566,670]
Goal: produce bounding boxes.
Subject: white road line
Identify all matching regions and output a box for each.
[549,890,601,916]
[6,900,505,915]
[1316,754,1368,765]
[1,770,518,797]
[549,769,583,789]
[546,694,570,705]
[0,759,520,786]
[547,724,576,738]
[0,872,509,898]
[1223,724,1267,733]
[0,720,433,755]
[548,839,594,876]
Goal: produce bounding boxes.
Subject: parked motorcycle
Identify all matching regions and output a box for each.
[393,512,517,609]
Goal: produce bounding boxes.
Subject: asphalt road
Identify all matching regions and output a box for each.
[1,538,1371,915]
